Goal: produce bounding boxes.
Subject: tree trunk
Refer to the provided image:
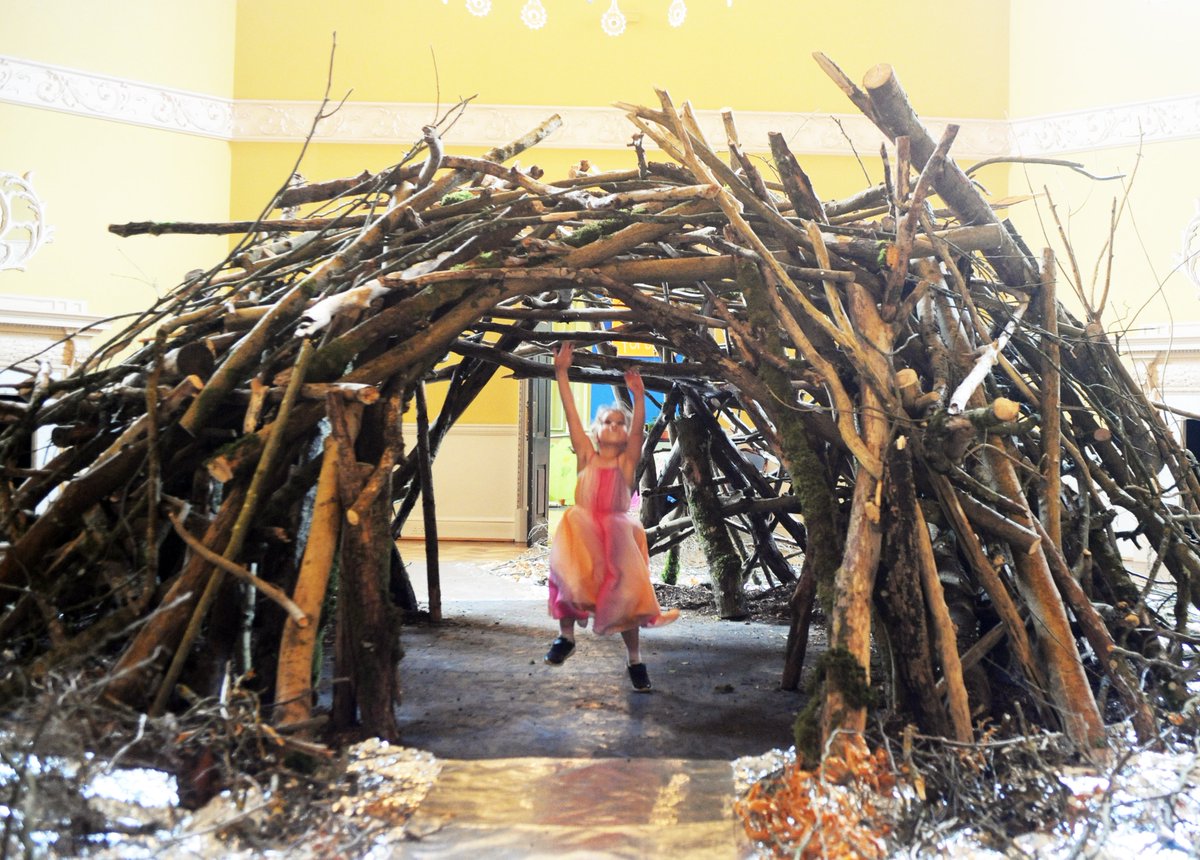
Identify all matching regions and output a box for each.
[821,279,894,749]
[877,443,952,738]
[888,439,974,741]
[329,389,401,739]
[675,413,747,619]
[338,461,400,738]
[985,446,1106,750]
[275,437,341,728]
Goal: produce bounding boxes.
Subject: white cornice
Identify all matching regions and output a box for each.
[233,98,1012,158]
[0,294,108,333]
[3,56,1199,158]
[1009,93,1200,156]
[0,56,233,139]
[1119,323,1200,357]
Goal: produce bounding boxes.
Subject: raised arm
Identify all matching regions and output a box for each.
[555,341,593,468]
[619,366,645,484]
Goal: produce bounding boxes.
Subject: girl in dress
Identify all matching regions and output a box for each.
[544,341,679,691]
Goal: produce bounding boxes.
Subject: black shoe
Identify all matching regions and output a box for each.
[544,636,575,665]
[628,662,652,692]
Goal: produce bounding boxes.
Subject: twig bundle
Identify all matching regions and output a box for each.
[0,57,1195,757]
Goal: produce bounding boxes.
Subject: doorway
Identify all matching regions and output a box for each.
[525,359,552,546]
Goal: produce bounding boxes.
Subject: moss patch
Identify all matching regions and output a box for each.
[661,544,680,585]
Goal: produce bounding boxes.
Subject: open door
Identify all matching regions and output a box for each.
[525,355,552,545]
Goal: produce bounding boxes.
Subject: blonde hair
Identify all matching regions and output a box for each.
[588,403,633,447]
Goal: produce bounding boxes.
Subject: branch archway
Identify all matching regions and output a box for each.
[1,58,1193,761]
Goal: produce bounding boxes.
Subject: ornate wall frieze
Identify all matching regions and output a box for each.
[0,56,233,139]
[233,99,1012,158]
[1010,93,1200,156]
[4,55,1199,157]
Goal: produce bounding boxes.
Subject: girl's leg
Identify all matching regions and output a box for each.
[622,628,651,691]
[545,619,577,664]
[621,627,640,665]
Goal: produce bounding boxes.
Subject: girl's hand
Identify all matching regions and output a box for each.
[624,367,644,398]
[554,341,574,374]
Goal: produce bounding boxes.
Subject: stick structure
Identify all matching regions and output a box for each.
[0,60,1190,757]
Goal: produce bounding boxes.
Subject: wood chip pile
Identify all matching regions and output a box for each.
[1,55,1195,756]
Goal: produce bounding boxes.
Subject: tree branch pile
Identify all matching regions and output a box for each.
[1,56,1197,760]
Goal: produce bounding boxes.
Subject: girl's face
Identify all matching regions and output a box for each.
[595,409,629,446]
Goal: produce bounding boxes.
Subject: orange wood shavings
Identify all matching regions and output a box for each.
[734,737,899,858]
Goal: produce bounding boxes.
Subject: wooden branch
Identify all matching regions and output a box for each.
[243,377,269,434]
[858,62,1039,291]
[1032,517,1158,745]
[275,434,342,728]
[931,472,1050,718]
[414,381,441,622]
[89,376,203,475]
[936,623,1007,697]
[110,214,371,237]
[948,301,1030,414]
[151,339,316,716]
[166,511,307,626]
[768,132,828,223]
[881,124,958,319]
[1039,249,1063,548]
[821,261,896,747]
[889,438,973,741]
[104,484,248,709]
[178,203,410,436]
[812,51,883,128]
[953,487,1042,554]
[984,444,1106,751]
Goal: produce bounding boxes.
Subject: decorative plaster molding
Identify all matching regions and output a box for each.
[1117,323,1200,396]
[0,56,233,139]
[1010,93,1200,156]
[233,99,1012,158]
[0,172,54,271]
[1141,365,1200,395]
[1183,199,1200,294]
[4,55,1200,157]
[0,294,108,333]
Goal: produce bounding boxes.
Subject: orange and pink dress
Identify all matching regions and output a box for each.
[548,460,680,635]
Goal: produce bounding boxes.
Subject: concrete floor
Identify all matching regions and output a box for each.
[392,541,806,858]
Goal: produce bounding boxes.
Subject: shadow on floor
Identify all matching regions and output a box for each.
[396,543,810,761]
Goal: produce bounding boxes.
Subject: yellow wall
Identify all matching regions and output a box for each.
[1,0,236,322]
[6,0,1200,404]
[233,0,1009,116]
[1003,139,1196,329]
[1006,0,1200,328]
[1009,0,1200,114]
[0,0,236,96]
[0,104,232,318]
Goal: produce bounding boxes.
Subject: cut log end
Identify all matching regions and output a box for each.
[207,459,235,485]
[992,397,1021,422]
[862,63,896,92]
